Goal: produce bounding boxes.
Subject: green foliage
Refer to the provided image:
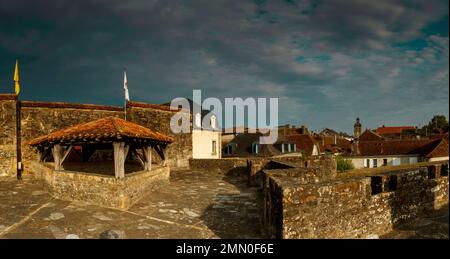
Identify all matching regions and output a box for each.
[336,156,354,172]
[422,115,449,133]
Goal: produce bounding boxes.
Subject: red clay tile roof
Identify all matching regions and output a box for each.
[358,129,383,141]
[29,116,174,146]
[356,139,448,157]
[422,138,449,158]
[376,126,416,135]
[286,134,319,156]
[316,135,352,153]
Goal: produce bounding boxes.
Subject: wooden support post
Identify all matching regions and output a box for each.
[113,142,125,179]
[144,145,152,171]
[53,144,62,170]
[37,147,43,162]
[133,149,146,169]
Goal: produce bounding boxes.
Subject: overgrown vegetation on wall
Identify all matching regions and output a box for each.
[336,155,354,172]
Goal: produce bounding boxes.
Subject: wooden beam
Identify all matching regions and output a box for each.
[53,144,63,170]
[60,146,73,166]
[154,144,165,164]
[134,149,146,169]
[113,142,125,179]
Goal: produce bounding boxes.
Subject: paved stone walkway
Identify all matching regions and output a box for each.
[0,170,263,239]
[382,208,449,239]
[0,170,448,239]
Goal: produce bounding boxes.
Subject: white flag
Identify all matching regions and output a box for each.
[124,70,130,101]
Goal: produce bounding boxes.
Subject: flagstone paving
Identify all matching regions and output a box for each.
[0,170,448,239]
[0,170,264,239]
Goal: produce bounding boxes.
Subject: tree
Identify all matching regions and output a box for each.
[336,156,354,172]
[422,115,449,134]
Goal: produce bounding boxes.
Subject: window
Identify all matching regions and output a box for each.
[383,159,388,166]
[373,159,378,168]
[393,158,400,166]
[224,144,232,155]
[364,159,370,168]
[252,143,259,154]
[212,140,217,155]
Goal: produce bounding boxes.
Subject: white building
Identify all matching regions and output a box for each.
[347,138,448,169]
[192,113,221,159]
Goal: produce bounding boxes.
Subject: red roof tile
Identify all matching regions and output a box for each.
[286,134,319,156]
[358,129,383,141]
[376,126,416,135]
[356,139,448,157]
[423,138,449,158]
[316,135,352,153]
[29,117,174,146]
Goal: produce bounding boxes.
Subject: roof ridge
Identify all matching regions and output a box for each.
[425,138,446,157]
[109,116,123,134]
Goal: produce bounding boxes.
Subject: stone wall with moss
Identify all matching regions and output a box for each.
[263,162,449,238]
[127,104,192,168]
[0,100,193,174]
[0,95,17,176]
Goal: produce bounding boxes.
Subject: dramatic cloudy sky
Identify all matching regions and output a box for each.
[0,0,448,133]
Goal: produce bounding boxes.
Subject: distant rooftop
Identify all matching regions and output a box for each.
[376,126,416,135]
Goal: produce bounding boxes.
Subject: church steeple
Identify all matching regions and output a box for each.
[354,117,362,138]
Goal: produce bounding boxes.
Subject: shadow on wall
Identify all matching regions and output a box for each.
[374,163,449,238]
[199,168,265,238]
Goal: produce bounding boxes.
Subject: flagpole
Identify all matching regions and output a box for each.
[124,99,127,120]
[124,68,127,120]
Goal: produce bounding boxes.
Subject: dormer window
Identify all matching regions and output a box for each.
[252,143,259,154]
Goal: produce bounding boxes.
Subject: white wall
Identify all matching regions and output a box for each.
[349,155,421,169]
[312,145,319,156]
[428,156,450,162]
[192,129,222,159]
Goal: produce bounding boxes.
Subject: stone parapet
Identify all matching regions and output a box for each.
[29,161,170,210]
[263,161,449,238]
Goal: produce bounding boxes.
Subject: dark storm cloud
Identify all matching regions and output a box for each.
[0,0,448,132]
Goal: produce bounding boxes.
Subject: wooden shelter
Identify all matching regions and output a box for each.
[29,116,174,178]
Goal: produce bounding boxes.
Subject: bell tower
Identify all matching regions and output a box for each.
[354,117,362,138]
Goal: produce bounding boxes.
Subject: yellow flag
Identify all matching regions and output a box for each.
[14,59,20,95]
